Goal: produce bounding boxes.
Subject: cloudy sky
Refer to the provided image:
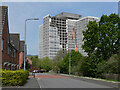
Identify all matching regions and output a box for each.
[2,2,118,55]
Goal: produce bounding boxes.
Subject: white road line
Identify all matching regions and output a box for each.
[37,78,42,89]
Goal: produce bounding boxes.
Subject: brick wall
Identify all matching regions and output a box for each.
[19,52,24,69]
[2,15,10,64]
[0,35,2,65]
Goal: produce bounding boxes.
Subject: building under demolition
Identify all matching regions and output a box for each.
[39,12,98,59]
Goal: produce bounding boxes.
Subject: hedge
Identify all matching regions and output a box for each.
[2,69,29,86]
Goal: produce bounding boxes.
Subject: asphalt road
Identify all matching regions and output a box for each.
[35,73,113,88]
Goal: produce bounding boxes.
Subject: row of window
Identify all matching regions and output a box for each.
[1,39,16,58]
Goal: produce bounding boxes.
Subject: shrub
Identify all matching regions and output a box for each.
[80,55,99,78]
[2,69,29,86]
[97,54,119,74]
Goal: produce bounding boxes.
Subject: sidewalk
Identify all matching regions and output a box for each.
[19,77,40,88]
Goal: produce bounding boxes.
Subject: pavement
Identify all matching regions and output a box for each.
[19,77,40,88]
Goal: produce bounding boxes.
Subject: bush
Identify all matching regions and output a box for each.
[40,57,52,72]
[2,69,29,86]
[97,54,119,74]
[80,55,99,78]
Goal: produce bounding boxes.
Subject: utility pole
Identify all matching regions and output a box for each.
[24,18,39,71]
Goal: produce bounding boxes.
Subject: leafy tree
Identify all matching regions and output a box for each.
[59,50,83,74]
[52,50,67,73]
[29,56,40,68]
[21,60,31,70]
[82,21,99,55]
[40,57,52,72]
[79,54,99,77]
[71,50,83,67]
[97,13,120,60]
[82,13,120,61]
[97,54,120,74]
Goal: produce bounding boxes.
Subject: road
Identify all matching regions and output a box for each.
[34,73,115,88]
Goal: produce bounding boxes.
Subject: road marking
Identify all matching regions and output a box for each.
[37,78,42,89]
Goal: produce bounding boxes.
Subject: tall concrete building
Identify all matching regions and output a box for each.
[118,1,120,16]
[39,25,43,59]
[39,12,98,59]
[66,16,98,56]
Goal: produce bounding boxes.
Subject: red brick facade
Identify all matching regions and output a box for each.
[2,14,10,66]
[1,6,29,70]
[19,52,24,69]
[1,6,21,70]
[0,35,2,64]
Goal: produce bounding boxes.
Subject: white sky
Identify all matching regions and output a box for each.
[2,0,120,2]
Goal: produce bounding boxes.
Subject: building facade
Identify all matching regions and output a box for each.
[0,6,11,69]
[39,12,98,59]
[76,16,98,56]
[0,6,28,70]
[39,25,43,59]
[118,1,120,16]
[19,41,25,69]
[9,34,20,70]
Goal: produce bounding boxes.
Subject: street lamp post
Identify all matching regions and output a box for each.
[69,49,71,75]
[24,18,39,71]
[68,32,71,76]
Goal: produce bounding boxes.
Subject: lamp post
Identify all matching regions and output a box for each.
[24,18,39,71]
[68,30,71,76]
[69,49,71,75]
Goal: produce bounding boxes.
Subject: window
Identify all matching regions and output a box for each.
[1,39,3,51]
[13,49,16,57]
[8,46,9,55]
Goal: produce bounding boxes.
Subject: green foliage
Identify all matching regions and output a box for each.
[59,54,69,74]
[98,13,120,60]
[82,13,120,61]
[82,21,99,55]
[40,57,52,72]
[97,54,120,74]
[59,50,83,74]
[21,60,31,70]
[29,56,40,68]
[2,69,29,86]
[52,50,68,73]
[79,54,99,77]
[81,13,120,77]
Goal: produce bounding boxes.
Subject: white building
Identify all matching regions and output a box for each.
[39,12,98,59]
[38,25,43,59]
[76,16,99,56]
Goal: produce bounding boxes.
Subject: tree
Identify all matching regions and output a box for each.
[82,21,99,56]
[97,54,120,74]
[52,50,67,73]
[82,13,120,61]
[21,60,31,70]
[97,13,120,60]
[40,57,52,72]
[81,13,120,77]
[29,56,40,68]
[59,50,83,74]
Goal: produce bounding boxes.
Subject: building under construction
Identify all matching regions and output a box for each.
[39,12,98,59]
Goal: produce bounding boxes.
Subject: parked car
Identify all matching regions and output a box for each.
[40,69,46,73]
[32,70,38,73]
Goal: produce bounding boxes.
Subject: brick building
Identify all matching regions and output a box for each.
[19,41,25,69]
[0,6,27,70]
[0,6,11,69]
[9,34,20,70]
